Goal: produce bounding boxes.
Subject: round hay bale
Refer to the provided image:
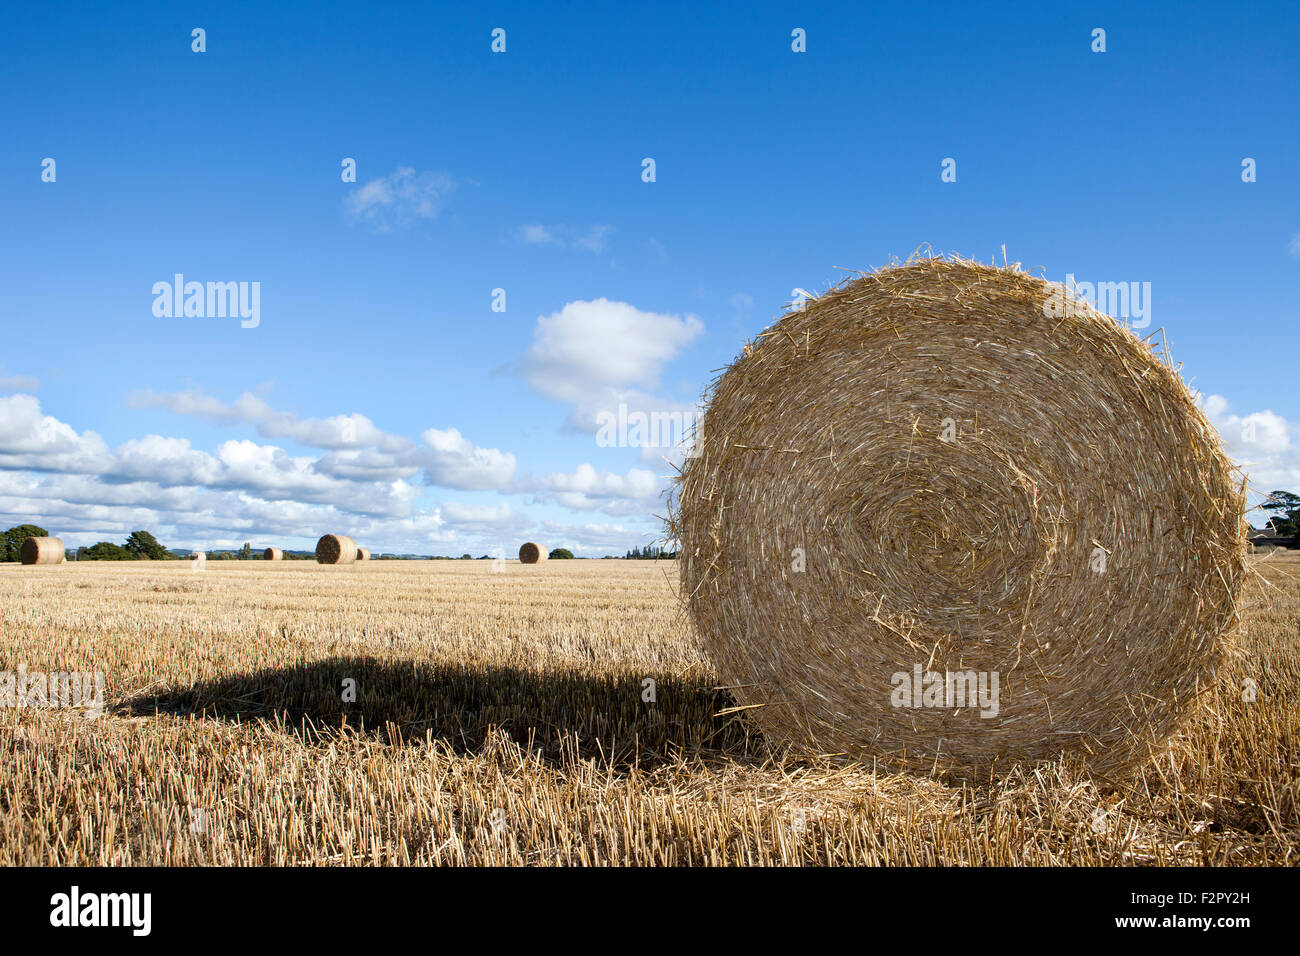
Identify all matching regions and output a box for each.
[518,542,545,564]
[673,257,1247,778]
[263,547,283,561]
[356,547,371,561]
[315,534,357,565]
[20,536,65,565]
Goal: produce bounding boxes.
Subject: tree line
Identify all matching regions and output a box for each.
[4,522,707,562]
[0,526,179,561]
[623,545,678,560]
[0,526,298,561]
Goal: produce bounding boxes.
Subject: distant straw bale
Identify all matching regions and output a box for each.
[673,256,1247,778]
[315,534,358,565]
[263,547,283,561]
[20,537,64,565]
[518,542,545,564]
[356,547,370,561]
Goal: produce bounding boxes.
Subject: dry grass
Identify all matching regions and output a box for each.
[0,557,1296,865]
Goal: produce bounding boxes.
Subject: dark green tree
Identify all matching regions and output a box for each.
[239,541,252,560]
[81,541,134,561]
[2,524,48,562]
[124,530,170,560]
[548,548,575,559]
[1261,490,1300,543]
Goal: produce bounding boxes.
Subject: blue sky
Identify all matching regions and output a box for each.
[1,1,1297,554]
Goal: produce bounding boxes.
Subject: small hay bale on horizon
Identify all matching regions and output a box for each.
[518,542,545,564]
[20,537,65,565]
[356,547,371,561]
[263,547,283,561]
[672,256,1247,779]
[315,534,358,565]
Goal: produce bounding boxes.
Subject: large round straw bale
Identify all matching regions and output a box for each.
[263,547,283,561]
[518,542,545,564]
[356,547,370,561]
[673,258,1247,778]
[315,534,357,565]
[20,536,65,565]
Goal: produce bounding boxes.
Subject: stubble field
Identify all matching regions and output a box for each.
[1,556,1297,865]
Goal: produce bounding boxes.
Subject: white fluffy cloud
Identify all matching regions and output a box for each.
[0,468,458,552]
[259,412,410,453]
[131,389,410,453]
[526,463,664,516]
[0,461,646,555]
[113,435,221,485]
[0,381,670,555]
[133,389,509,491]
[519,298,705,472]
[1200,394,1300,493]
[0,394,541,552]
[313,448,420,482]
[344,166,456,230]
[0,406,420,517]
[516,298,705,510]
[437,502,520,538]
[130,389,271,425]
[418,428,517,491]
[0,394,114,473]
[522,299,703,404]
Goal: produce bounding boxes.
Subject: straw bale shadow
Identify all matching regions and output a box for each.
[118,657,758,769]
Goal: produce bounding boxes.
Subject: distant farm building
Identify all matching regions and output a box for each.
[1248,528,1297,552]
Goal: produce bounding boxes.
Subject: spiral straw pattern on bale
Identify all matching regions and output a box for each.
[356,547,370,561]
[20,537,65,565]
[263,547,283,561]
[315,534,357,565]
[673,258,1247,778]
[518,542,545,564]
